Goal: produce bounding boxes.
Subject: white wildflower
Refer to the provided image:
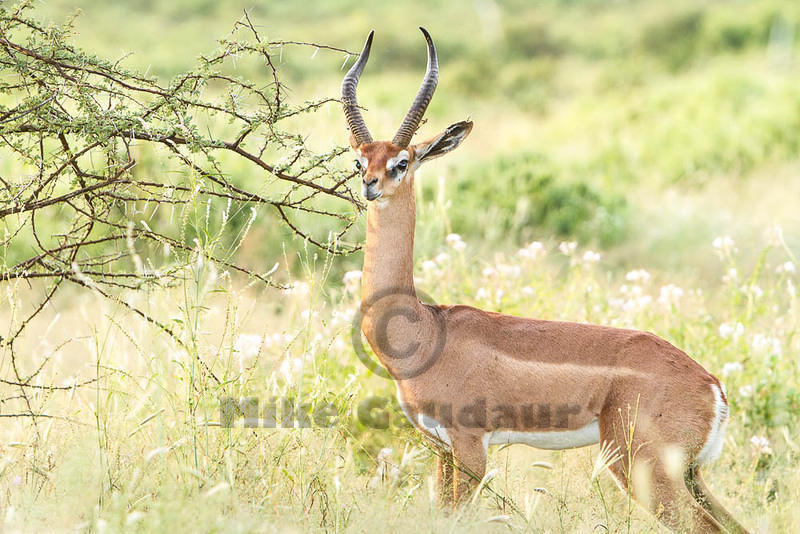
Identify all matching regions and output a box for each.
[521,286,535,297]
[282,281,310,296]
[126,511,146,526]
[233,334,262,370]
[721,362,743,377]
[776,261,796,275]
[620,284,643,296]
[750,334,782,357]
[476,287,489,300]
[518,241,545,260]
[741,284,764,299]
[497,264,521,278]
[582,250,601,263]
[558,241,577,256]
[766,224,784,247]
[446,233,466,251]
[343,270,362,293]
[625,269,651,283]
[482,267,496,278]
[434,252,450,264]
[623,295,653,313]
[750,435,773,455]
[279,356,304,385]
[265,332,293,348]
[332,337,347,352]
[739,384,754,397]
[608,297,625,309]
[658,284,684,306]
[718,322,744,342]
[723,268,738,283]
[369,447,400,488]
[712,236,736,257]
[422,260,437,273]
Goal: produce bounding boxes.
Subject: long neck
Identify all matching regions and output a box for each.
[361,175,436,380]
[361,177,417,303]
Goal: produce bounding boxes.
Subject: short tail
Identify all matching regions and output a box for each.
[684,464,750,534]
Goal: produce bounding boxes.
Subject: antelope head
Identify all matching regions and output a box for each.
[342,28,473,202]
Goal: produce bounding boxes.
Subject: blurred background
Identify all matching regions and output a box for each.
[31,0,800,282]
[2,2,800,531]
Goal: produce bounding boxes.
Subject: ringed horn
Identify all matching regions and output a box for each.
[340,27,440,148]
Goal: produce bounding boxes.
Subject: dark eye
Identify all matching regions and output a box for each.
[397,160,408,171]
[354,160,362,171]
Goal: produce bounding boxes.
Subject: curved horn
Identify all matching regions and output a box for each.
[341,31,374,146]
[392,27,439,148]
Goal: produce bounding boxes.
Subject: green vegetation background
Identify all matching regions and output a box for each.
[3,2,800,531]
[24,0,800,281]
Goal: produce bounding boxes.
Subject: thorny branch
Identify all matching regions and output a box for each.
[0,2,364,418]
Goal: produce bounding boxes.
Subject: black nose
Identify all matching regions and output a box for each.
[363,176,378,187]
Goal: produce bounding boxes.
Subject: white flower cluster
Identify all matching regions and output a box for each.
[750,435,773,455]
[446,233,466,251]
[776,261,796,275]
[475,286,505,303]
[750,333,782,357]
[501,264,521,277]
[233,333,263,365]
[368,447,400,489]
[558,241,577,256]
[518,241,545,260]
[712,235,736,258]
[343,270,362,294]
[625,269,651,283]
[721,361,743,376]
[582,250,601,263]
[282,280,310,296]
[658,284,684,306]
[612,284,653,313]
[279,355,305,385]
[718,322,744,342]
[421,252,454,277]
[331,306,357,326]
[743,285,764,299]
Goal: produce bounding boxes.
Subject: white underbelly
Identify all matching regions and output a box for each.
[394,385,600,453]
[485,419,600,451]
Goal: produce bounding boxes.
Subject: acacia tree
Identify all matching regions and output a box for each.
[0,2,361,418]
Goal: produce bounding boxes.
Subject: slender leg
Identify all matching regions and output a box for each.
[685,465,750,534]
[451,435,487,506]
[599,410,724,533]
[605,456,722,532]
[437,449,454,508]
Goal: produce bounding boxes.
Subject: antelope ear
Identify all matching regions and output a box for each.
[413,120,473,164]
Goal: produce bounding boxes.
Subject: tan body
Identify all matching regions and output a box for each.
[342,29,748,533]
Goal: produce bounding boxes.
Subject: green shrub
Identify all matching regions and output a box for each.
[441,153,628,247]
[641,10,705,71]
[503,16,566,59]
